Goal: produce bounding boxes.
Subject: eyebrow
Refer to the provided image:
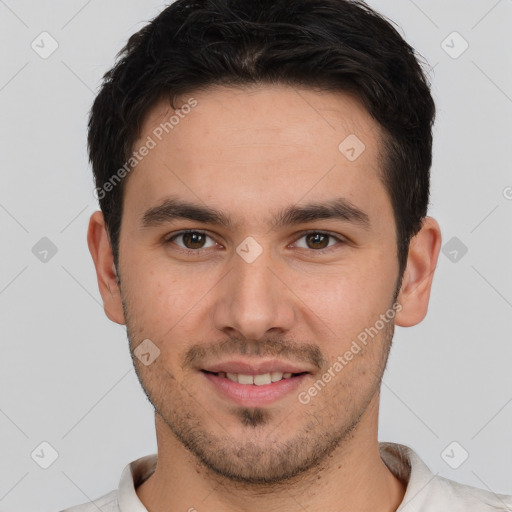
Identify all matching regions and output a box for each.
[140,195,370,230]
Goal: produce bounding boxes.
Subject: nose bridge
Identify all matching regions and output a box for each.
[234,249,274,300]
[212,243,295,339]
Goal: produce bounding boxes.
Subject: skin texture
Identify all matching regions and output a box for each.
[88,84,442,512]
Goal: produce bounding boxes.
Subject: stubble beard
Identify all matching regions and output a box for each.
[123,296,395,487]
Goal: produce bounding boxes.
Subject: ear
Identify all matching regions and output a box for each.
[87,210,126,325]
[395,217,442,327]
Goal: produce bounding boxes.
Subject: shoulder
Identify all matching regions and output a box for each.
[380,442,512,512]
[59,489,119,512]
[420,473,512,512]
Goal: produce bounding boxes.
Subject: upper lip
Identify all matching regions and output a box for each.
[202,359,312,375]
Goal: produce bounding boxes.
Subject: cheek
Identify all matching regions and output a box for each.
[121,253,223,357]
[292,257,397,346]
[301,257,395,310]
[122,259,186,335]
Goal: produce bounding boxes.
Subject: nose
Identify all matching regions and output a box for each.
[211,246,296,341]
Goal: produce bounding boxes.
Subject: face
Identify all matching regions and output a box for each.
[111,85,404,482]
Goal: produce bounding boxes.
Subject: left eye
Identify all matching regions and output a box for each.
[294,232,341,250]
[167,231,217,250]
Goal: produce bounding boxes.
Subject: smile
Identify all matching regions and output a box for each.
[201,370,309,407]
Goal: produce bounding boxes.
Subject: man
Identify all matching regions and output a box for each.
[62,0,512,510]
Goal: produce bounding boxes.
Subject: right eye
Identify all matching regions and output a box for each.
[164,230,220,251]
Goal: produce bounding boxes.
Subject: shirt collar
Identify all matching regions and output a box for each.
[118,453,157,511]
[379,442,437,511]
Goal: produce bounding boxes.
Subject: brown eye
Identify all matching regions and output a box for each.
[167,231,216,250]
[305,233,330,249]
[182,232,206,249]
[294,231,343,251]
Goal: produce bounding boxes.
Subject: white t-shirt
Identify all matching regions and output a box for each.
[60,442,512,511]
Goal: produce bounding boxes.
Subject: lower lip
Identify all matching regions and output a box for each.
[202,371,308,407]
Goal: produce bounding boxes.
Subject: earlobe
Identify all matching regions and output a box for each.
[87,211,126,325]
[395,217,442,327]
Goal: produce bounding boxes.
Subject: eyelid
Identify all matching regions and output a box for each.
[294,229,348,243]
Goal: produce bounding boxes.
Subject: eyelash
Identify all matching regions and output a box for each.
[164,229,347,255]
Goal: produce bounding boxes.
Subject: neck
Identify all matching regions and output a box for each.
[136,396,406,512]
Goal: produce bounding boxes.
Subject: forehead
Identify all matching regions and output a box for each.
[143,84,380,154]
[123,84,391,230]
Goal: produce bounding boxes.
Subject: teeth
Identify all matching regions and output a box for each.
[220,371,296,385]
[253,373,272,385]
[238,374,254,385]
[271,371,284,382]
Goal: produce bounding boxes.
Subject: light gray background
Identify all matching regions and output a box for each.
[0,1,511,511]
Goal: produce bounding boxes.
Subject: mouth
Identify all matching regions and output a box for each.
[200,369,310,407]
